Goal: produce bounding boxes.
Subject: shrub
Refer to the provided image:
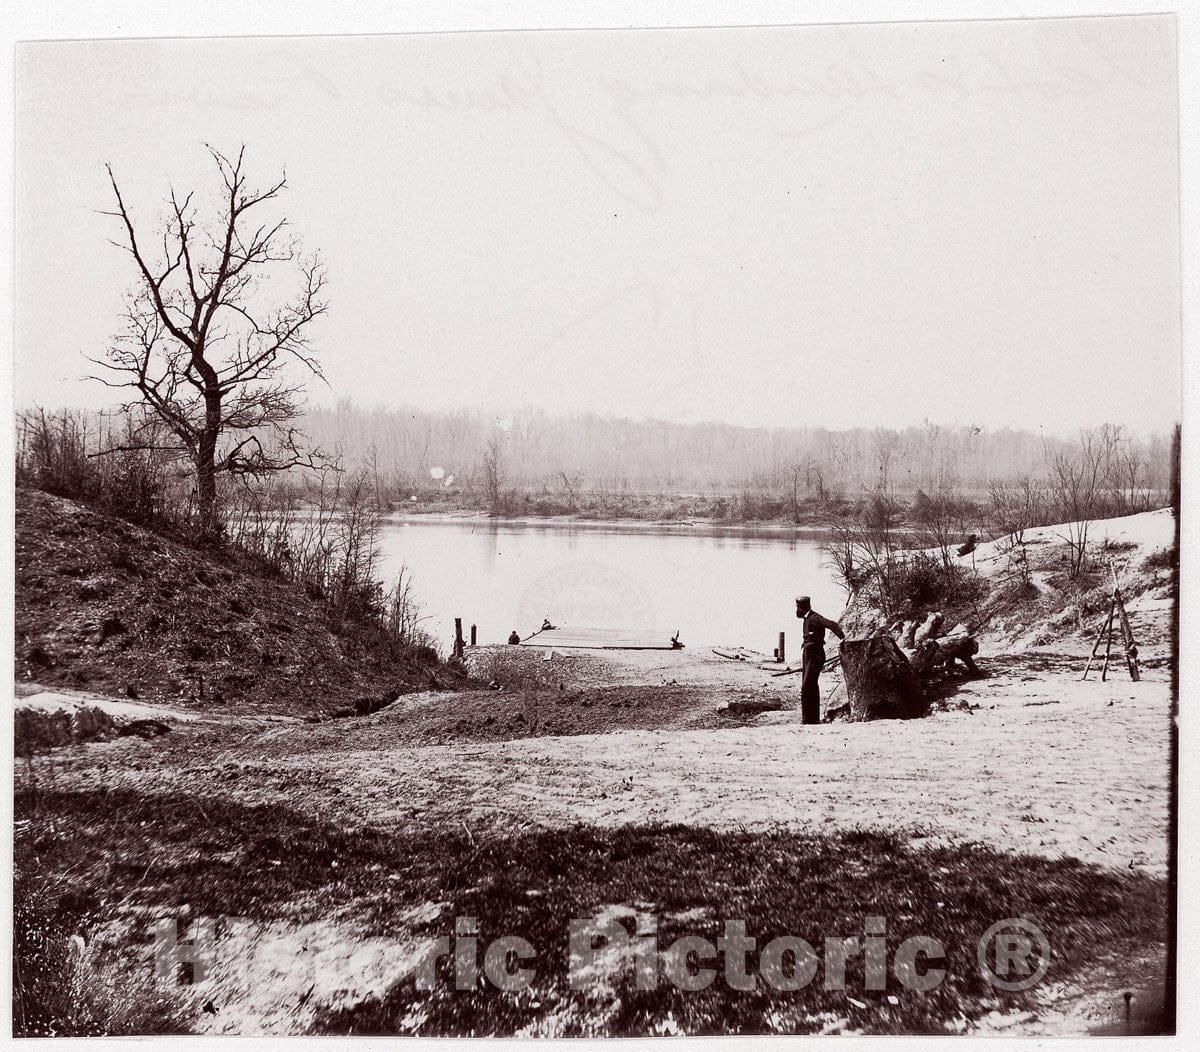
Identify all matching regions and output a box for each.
[887,552,989,625]
[993,575,1040,610]
[15,706,116,752]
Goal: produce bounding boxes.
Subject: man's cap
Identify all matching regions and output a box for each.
[795,595,811,604]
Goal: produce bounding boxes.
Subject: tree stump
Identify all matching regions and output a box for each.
[839,636,928,721]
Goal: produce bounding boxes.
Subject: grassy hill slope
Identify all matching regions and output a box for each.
[14,488,453,717]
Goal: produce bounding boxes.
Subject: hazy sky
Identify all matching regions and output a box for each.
[15,15,1180,434]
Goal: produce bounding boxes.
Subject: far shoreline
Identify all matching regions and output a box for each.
[377,507,846,537]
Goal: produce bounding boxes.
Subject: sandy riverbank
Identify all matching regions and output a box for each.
[16,623,1174,1036]
[14,504,1176,1037]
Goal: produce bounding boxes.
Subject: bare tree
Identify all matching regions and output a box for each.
[95,146,328,538]
[823,496,904,615]
[385,565,431,647]
[800,458,828,510]
[821,526,863,601]
[557,469,583,510]
[787,461,805,523]
[1112,445,1149,514]
[914,491,967,568]
[481,433,507,515]
[987,476,1050,548]
[1049,430,1109,580]
[871,430,898,496]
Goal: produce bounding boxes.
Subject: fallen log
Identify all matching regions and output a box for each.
[712,646,770,662]
[911,635,982,680]
[770,654,840,677]
[718,697,784,717]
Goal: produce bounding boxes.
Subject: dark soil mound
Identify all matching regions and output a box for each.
[271,684,738,751]
[14,488,454,716]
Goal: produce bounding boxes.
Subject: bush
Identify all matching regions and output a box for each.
[887,553,989,625]
[16,409,187,526]
[992,575,1040,613]
[15,706,116,752]
[1044,564,1104,596]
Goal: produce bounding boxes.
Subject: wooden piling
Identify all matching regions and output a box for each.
[778,632,786,664]
[453,617,465,659]
[470,623,477,647]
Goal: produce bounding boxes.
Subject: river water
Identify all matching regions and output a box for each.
[373,517,847,652]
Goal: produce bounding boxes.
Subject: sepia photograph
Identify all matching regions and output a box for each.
[6,1,1188,1040]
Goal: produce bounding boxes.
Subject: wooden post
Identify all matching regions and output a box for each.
[1082,599,1114,680]
[453,617,465,660]
[470,624,477,647]
[1114,589,1140,682]
[1100,600,1116,681]
[778,632,786,665]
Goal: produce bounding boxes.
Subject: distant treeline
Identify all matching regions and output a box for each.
[298,402,1172,514]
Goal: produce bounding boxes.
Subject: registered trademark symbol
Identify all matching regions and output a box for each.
[977,918,1050,991]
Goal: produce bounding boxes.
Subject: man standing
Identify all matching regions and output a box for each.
[795,596,845,725]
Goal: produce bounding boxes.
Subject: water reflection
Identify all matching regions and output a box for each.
[374,516,845,650]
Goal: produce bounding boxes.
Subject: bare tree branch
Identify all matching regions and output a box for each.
[101,147,328,536]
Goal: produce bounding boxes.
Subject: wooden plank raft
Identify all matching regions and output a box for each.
[712,646,802,673]
[711,646,770,662]
[521,626,683,651]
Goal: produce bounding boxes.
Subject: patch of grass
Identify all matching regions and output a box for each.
[1142,547,1176,574]
[14,788,1168,1036]
[13,868,191,1037]
[318,825,1165,1037]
